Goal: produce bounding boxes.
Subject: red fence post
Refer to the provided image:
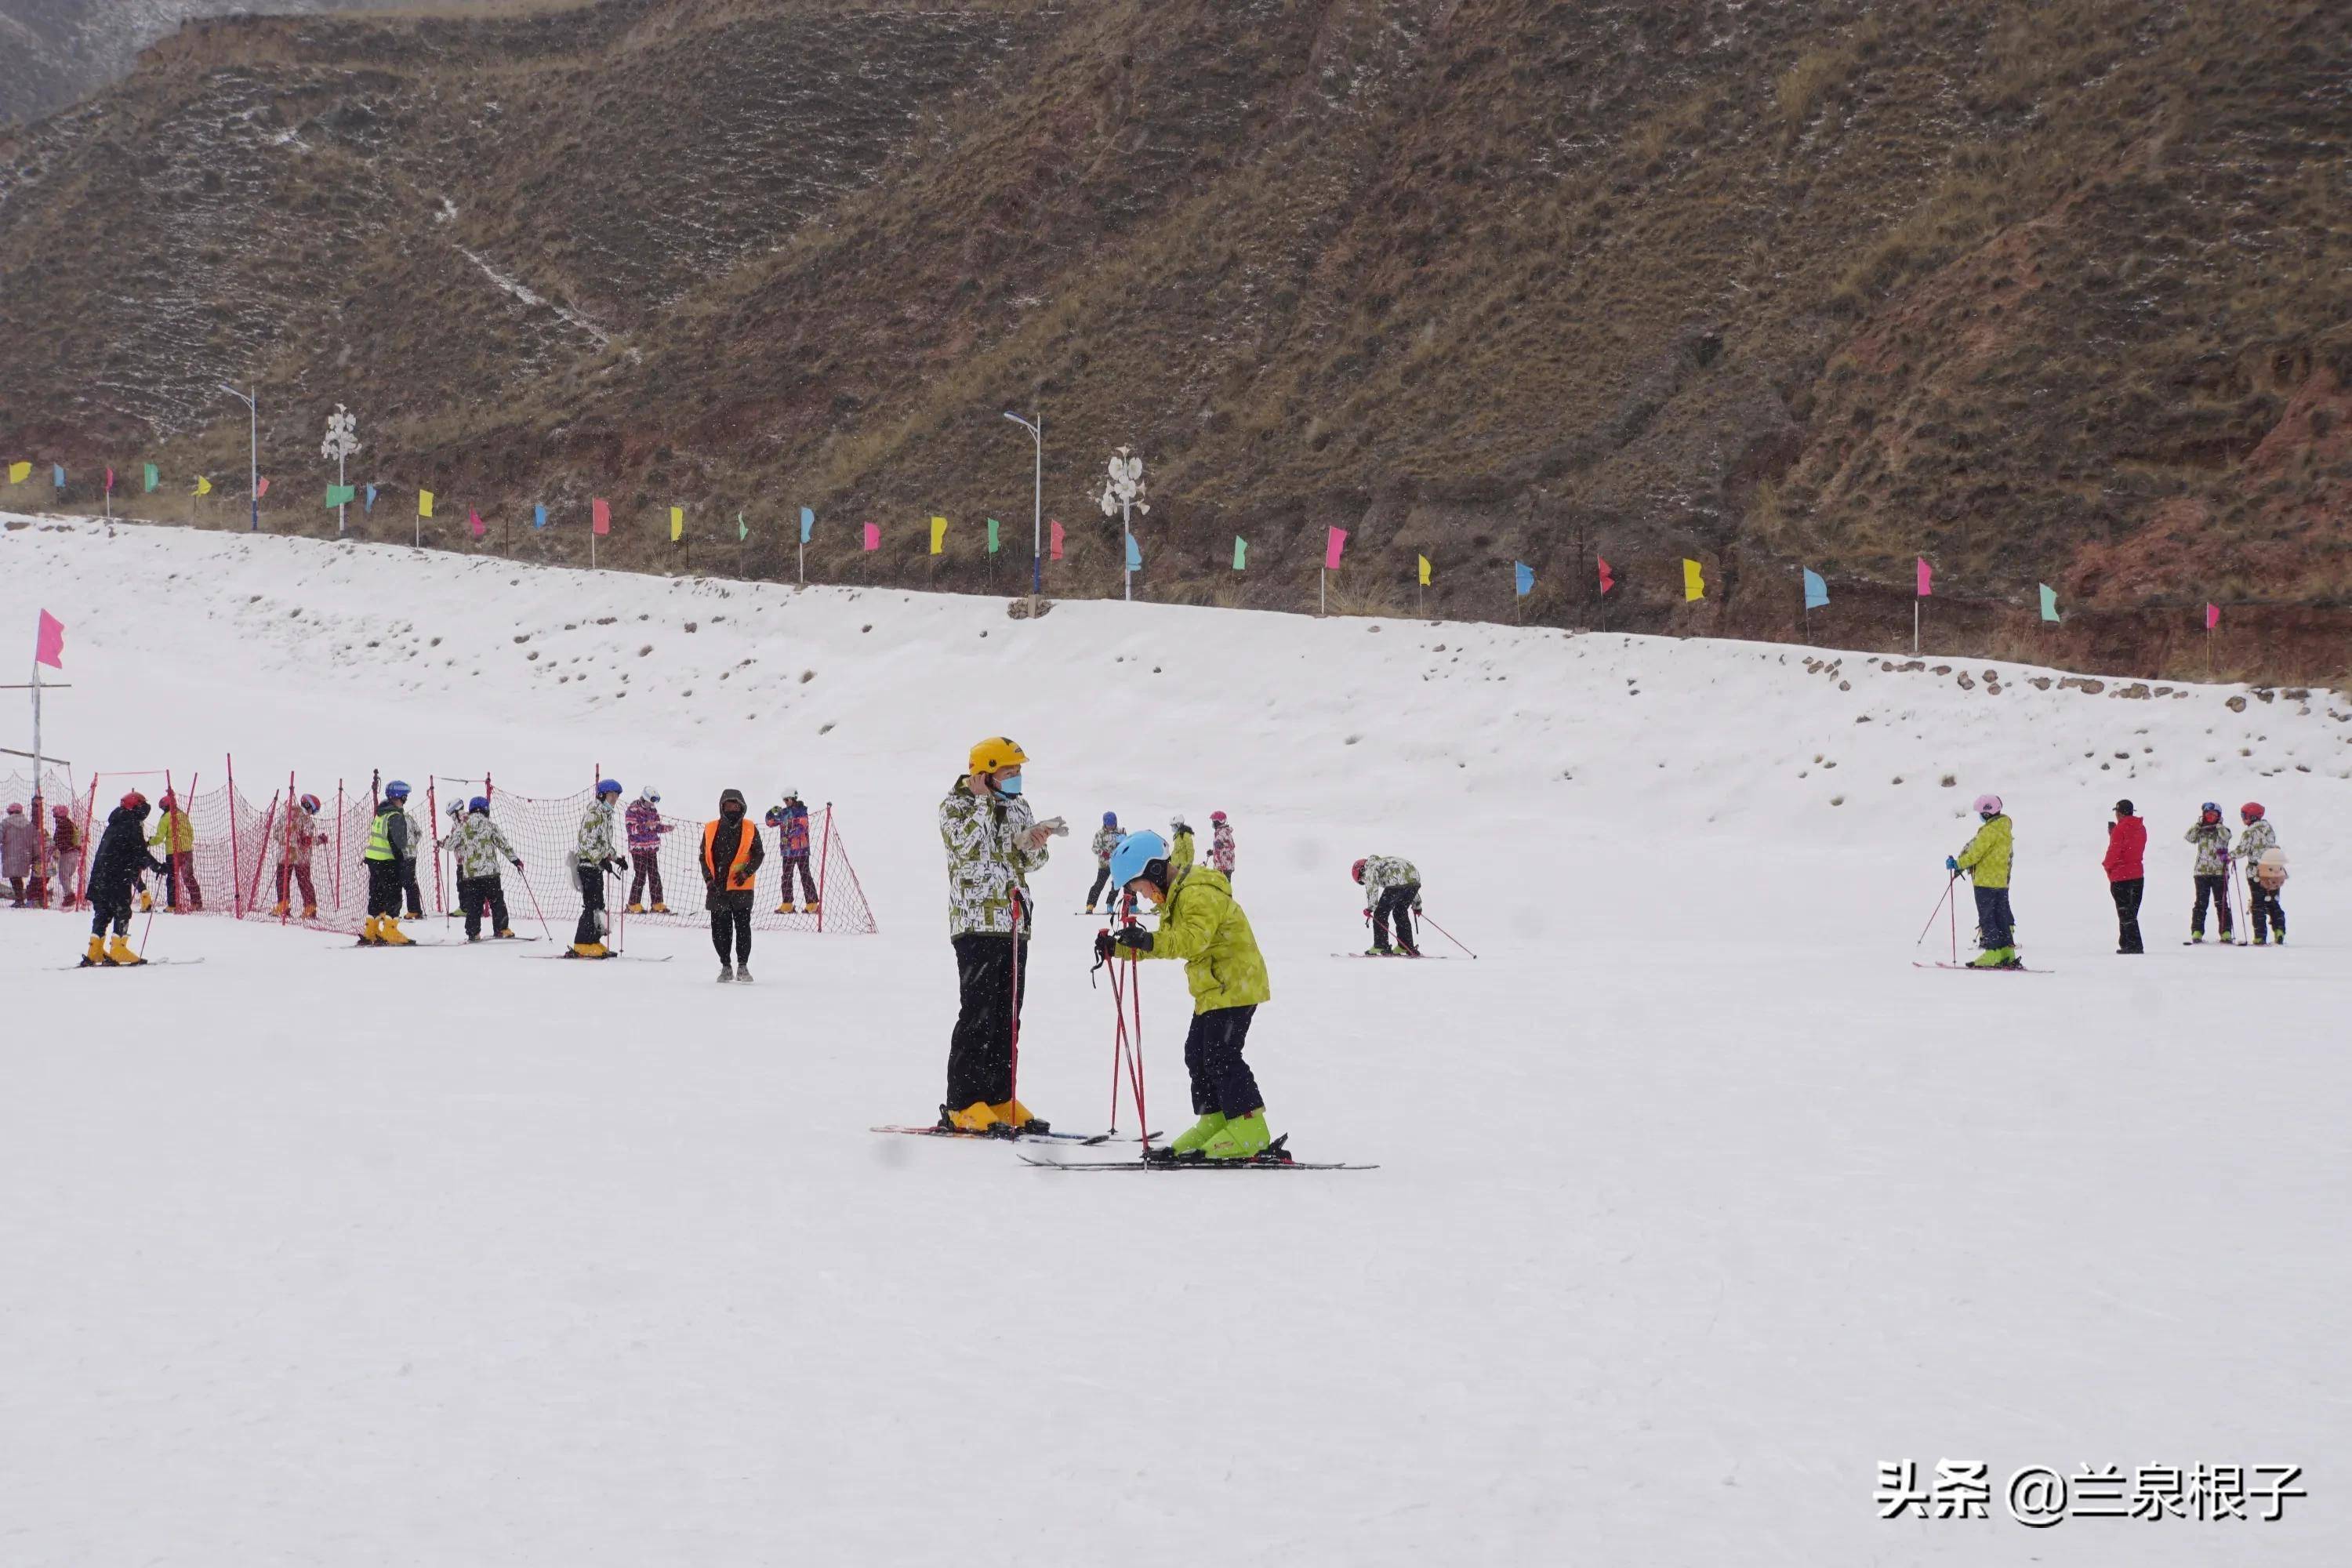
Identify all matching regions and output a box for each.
[75,775,99,906]
[225,753,243,918]
[247,793,280,918]
[815,804,832,934]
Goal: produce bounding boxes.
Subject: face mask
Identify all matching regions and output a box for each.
[723,805,743,819]
[997,773,1024,797]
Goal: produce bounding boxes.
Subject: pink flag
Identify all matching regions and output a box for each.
[591,498,611,536]
[469,509,486,539]
[1598,557,1615,594]
[1049,519,1065,561]
[103,467,114,494]
[2205,602,2220,631]
[1324,526,1348,571]
[34,609,65,670]
[256,476,270,499]
[1915,557,1933,597]
[862,522,880,552]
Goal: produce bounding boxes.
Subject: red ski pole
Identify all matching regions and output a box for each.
[515,864,556,943]
[1006,892,1025,1123]
[1915,873,1957,946]
[1417,909,1478,959]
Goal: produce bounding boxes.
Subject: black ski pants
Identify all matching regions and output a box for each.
[2192,873,2233,937]
[779,856,818,906]
[401,858,423,918]
[575,863,608,946]
[458,874,509,939]
[1973,884,2014,950]
[2249,880,2285,942]
[1374,884,1421,952]
[946,931,1028,1110]
[710,896,752,964]
[1183,1004,1265,1120]
[88,887,132,938]
[2109,878,2143,953]
[365,858,403,919]
[1087,864,1115,909]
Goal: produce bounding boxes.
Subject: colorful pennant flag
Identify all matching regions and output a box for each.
[1598,557,1614,593]
[986,517,1000,555]
[53,464,66,488]
[670,506,684,543]
[1125,532,1142,572]
[799,506,815,544]
[592,498,611,536]
[737,512,748,543]
[143,463,159,494]
[1417,554,1431,586]
[1049,519,1065,561]
[194,475,213,496]
[862,522,880,552]
[1915,557,1933,597]
[104,467,114,495]
[418,489,434,518]
[364,484,376,512]
[1682,559,1704,601]
[930,514,947,555]
[255,475,270,499]
[1233,536,1248,571]
[1514,562,1534,598]
[534,504,547,530]
[2205,602,2220,631]
[34,609,66,670]
[5,461,27,485]
[2038,583,2060,623]
[325,485,357,509]
[1803,568,1829,609]
[1324,526,1348,572]
[469,509,486,539]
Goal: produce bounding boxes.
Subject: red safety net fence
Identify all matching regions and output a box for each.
[45,760,875,940]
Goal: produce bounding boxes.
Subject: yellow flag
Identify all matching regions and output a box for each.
[194,474,213,496]
[930,514,948,555]
[5,461,27,485]
[419,489,434,518]
[1682,558,1705,601]
[1417,554,1432,586]
[670,506,684,542]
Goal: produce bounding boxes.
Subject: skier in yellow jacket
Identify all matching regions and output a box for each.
[1947,793,2017,968]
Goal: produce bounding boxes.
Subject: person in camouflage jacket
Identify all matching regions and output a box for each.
[937,738,1054,1134]
[2235,804,2284,944]
[2184,804,2234,942]
[1353,853,1424,955]
[440,800,523,940]
[1086,811,1123,913]
[572,782,626,954]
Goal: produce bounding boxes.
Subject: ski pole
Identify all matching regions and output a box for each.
[1915,873,1958,946]
[515,864,555,942]
[1006,892,1025,1120]
[1418,909,1478,959]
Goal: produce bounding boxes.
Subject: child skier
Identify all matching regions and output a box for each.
[2,802,33,906]
[768,789,818,913]
[271,793,328,918]
[2237,802,2284,945]
[51,804,82,908]
[147,789,201,911]
[81,791,168,966]
[1097,829,1276,1161]
[2185,801,2234,943]
[1168,816,1196,874]
[2103,799,2146,954]
[361,781,416,946]
[1208,809,1236,879]
[1947,794,2018,968]
[704,788,765,982]
[571,778,626,956]
[937,737,1054,1134]
[1352,855,1423,956]
[625,786,672,914]
[440,797,524,942]
[1086,811,1123,913]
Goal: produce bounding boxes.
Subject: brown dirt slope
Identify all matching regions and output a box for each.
[0,0,2347,679]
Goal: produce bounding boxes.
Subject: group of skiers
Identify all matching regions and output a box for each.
[1942,794,2292,967]
[560,779,820,973]
[1083,809,1236,913]
[3,800,80,908]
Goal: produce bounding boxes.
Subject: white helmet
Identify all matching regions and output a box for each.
[639,785,660,804]
[782,785,800,800]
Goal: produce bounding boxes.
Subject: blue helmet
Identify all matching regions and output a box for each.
[1102,811,1118,826]
[597,779,623,797]
[383,780,411,800]
[1107,829,1170,889]
[470,796,490,814]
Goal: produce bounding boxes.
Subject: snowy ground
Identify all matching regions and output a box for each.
[2,514,2347,1565]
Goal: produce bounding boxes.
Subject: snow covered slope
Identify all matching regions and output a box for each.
[3,514,2347,1565]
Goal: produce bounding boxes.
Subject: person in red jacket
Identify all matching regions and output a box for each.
[2103,798,2147,954]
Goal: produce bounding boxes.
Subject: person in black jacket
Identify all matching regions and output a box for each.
[702,788,765,982]
[82,792,169,967]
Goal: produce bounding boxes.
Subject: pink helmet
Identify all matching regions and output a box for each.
[1973,793,2003,815]
[1210,811,1227,823]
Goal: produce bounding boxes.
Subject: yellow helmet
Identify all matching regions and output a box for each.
[968,736,1028,775]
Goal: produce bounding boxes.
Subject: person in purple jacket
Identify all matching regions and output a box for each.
[625,786,672,913]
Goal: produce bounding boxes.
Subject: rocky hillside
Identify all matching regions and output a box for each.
[1,0,2347,678]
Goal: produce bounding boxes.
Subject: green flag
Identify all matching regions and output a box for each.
[2039,583,2060,623]
[143,463,159,493]
[738,511,748,543]
[986,517,1000,555]
[325,484,356,509]
[1232,536,1248,571]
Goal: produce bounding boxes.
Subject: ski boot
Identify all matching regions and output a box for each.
[80,935,108,968]
[989,1100,1048,1136]
[775,902,792,915]
[1969,946,2020,970]
[1083,903,1097,916]
[717,961,734,983]
[570,941,608,959]
[651,902,671,915]
[626,902,645,916]
[302,904,318,920]
[271,899,291,918]
[942,1102,1007,1135]
[358,915,386,946]
[804,899,820,915]
[107,935,143,967]
[140,890,154,913]
[2252,931,2268,946]
[1200,1110,1272,1161]
[1398,941,1424,957]
[1169,1112,1227,1156]
[379,916,415,946]
[495,927,517,938]
[1365,944,1396,956]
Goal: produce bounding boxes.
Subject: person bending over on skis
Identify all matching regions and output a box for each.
[2236,802,2284,946]
[705,788,765,982]
[2185,801,2234,944]
[1086,811,1123,914]
[1208,810,1236,879]
[1352,855,1423,956]
[441,797,523,942]
[938,737,1056,1135]
[1097,829,1276,1160]
[361,781,418,946]
[572,779,626,957]
[625,786,672,914]
[1947,794,2018,968]
[81,791,169,967]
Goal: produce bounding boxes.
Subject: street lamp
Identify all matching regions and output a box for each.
[219,383,257,532]
[321,403,362,538]
[1001,410,1043,612]
[1098,445,1147,602]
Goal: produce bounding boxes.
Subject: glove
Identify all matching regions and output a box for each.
[1363,908,1373,920]
[1094,930,1118,964]
[511,859,524,873]
[1116,924,1152,953]
[1945,856,1958,873]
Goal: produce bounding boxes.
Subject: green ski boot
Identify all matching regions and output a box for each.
[1170,1112,1228,1156]
[1969,946,2017,969]
[1200,1110,1272,1161]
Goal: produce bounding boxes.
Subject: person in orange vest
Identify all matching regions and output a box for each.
[702,787,765,982]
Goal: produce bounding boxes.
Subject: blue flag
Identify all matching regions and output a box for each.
[799,506,815,545]
[53,464,65,488]
[1802,568,1829,609]
[1514,561,1534,598]
[365,485,377,513]
[1126,532,1142,572]
[534,503,547,529]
